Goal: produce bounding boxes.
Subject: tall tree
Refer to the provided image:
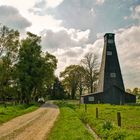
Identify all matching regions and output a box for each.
[0,25,19,102]
[17,32,43,104]
[35,52,57,100]
[60,65,85,99]
[17,32,57,103]
[75,65,86,96]
[51,77,66,99]
[81,52,99,93]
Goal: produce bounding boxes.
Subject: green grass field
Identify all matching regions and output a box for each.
[49,101,140,140]
[0,103,39,124]
[77,104,140,139]
[48,102,94,140]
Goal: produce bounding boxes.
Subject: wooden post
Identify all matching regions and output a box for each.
[96,107,98,119]
[117,112,121,127]
[85,104,87,112]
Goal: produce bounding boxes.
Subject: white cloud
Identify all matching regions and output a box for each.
[0,0,64,34]
[47,0,64,8]
[51,38,103,76]
[115,25,140,88]
[26,14,62,34]
[96,0,105,5]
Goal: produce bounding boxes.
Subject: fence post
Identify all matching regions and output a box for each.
[117,112,121,127]
[96,107,98,119]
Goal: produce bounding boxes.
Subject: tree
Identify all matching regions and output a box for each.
[51,77,66,99]
[75,65,86,96]
[132,88,140,95]
[81,52,99,93]
[17,32,57,104]
[60,65,78,99]
[35,52,57,101]
[60,65,85,99]
[126,88,132,93]
[0,25,19,102]
[17,32,42,103]
[43,52,57,88]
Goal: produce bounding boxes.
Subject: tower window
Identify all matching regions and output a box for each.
[110,73,116,78]
[108,39,114,44]
[107,51,112,55]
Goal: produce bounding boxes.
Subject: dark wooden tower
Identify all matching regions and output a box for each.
[97,33,125,104]
[81,33,136,104]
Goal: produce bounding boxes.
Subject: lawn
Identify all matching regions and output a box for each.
[49,101,140,140]
[48,102,94,140]
[0,103,39,124]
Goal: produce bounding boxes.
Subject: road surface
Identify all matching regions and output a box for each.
[0,103,59,140]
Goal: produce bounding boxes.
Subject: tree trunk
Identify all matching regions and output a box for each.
[71,88,76,99]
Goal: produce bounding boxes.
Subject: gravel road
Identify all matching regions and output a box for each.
[0,103,59,140]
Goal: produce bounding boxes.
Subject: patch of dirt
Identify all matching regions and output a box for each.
[0,103,59,140]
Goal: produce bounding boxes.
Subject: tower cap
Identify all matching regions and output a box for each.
[104,33,115,37]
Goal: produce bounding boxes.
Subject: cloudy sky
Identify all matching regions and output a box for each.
[0,0,140,88]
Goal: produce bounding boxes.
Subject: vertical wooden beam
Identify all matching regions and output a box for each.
[96,107,98,119]
[117,112,121,127]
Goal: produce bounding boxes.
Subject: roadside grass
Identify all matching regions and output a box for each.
[0,103,39,124]
[50,101,140,140]
[48,101,94,140]
[77,104,140,139]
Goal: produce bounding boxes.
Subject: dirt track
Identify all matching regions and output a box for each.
[0,103,59,140]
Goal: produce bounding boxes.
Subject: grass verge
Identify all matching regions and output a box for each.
[48,101,94,140]
[49,101,140,140]
[0,103,39,124]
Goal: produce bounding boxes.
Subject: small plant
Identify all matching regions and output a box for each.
[102,121,113,130]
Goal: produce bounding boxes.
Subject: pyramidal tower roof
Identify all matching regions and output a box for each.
[97,33,125,92]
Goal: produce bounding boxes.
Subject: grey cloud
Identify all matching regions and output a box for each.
[0,5,31,30]
[34,0,47,9]
[28,0,47,16]
[41,29,89,50]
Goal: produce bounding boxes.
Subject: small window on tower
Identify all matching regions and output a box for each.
[107,51,112,55]
[110,73,116,78]
[108,39,114,44]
